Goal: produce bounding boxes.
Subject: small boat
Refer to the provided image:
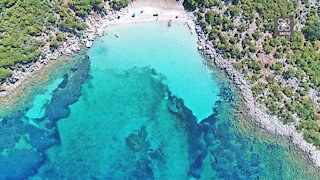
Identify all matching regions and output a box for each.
[168,20,172,27]
[115,33,119,38]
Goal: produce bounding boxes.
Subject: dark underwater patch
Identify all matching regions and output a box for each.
[0,61,316,179]
[0,149,45,179]
[43,55,90,128]
[126,125,149,152]
[0,111,26,149]
[0,55,91,179]
[26,124,59,151]
[57,74,68,89]
[163,81,269,179]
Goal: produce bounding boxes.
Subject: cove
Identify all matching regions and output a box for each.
[90,22,221,121]
[0,22,319,179]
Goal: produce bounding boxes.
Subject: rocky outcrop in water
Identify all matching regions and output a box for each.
[126,126,149,152]
[40,55,90,128]
[194,20,320,168]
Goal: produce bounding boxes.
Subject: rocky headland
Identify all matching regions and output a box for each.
[195,20,320,168]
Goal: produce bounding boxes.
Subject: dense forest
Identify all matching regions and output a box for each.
[183,0,320,147]
[0,0,128,82]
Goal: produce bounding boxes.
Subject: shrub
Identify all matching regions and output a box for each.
[303,20,320,41]
[69,0,105,18]
[48,15,57,24]
[263,44,273,54]
[282,67,296,80]
[110,0,129,11]
[205,10,216,25]
[0,68,11,81]
[50,39,59,50]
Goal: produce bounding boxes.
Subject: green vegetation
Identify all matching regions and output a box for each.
[109,0,129,11]
[303,19,320,41]
[57,6,87,33]
[183,0,198,11]
[0,0,50,81]
[50,39,59,50]
[0,0,110,82]
[184,0,320,147]
[298,121,320,148]
[0,68,11,81]
[69,0,105,18]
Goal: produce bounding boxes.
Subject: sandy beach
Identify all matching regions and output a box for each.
[0,0,195,102]
[97,0,196,34]
[0,0,320,170]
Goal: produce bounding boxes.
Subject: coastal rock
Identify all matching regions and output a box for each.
[1,2,319,171]
[86,41,93,48]
[6,78,18,84]
[195,18,320,168]
[87,33,95,41]
[0,19,90,97]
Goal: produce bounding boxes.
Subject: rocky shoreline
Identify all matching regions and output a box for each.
[0,1,319,170]
[0,11,109,97]
[195,20,320,168]
[0,2,191,98]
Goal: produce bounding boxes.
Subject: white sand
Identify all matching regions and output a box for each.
[0,0,195,104]
[97,0,195,34]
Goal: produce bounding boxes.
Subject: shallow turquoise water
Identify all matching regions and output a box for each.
[90,23,220,121]
[0,22,319,179]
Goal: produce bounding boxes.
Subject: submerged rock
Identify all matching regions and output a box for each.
[0,54,91,179]
[0,149,45,179]
[167,96,182,113]
[126,126,149,152]
[43,55,90,128]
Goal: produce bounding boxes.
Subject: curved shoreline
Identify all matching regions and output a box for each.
[0,0,320,170]
[195,21,320,168]
[0,52,86,116]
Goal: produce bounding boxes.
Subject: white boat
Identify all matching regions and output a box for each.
[115,33,119,38]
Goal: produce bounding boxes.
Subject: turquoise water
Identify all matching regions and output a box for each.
[90,23,220,121]
[0,22,319,179]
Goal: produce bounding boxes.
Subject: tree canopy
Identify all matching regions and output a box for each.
[109,0,129,11]
[0,0,107,82]
[183,0,320,148]
[303,19,320,41]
